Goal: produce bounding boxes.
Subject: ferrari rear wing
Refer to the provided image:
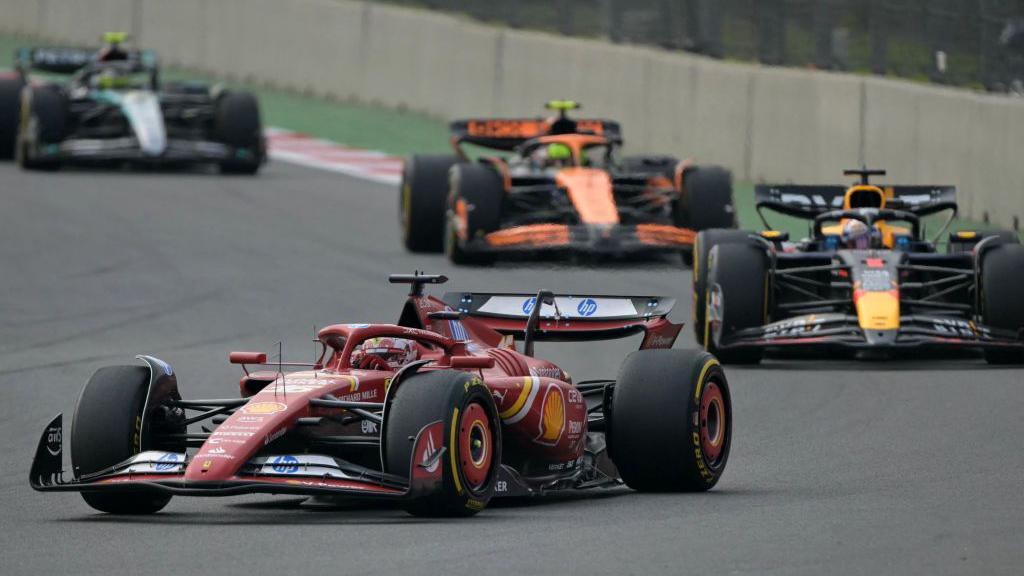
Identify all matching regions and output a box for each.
[442,291,681,349]
[450,117,622,151]
[755,184,957,220]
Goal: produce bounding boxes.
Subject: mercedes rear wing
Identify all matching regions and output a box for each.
[442,291,681,350]
[14,46,157,77]
[754,184,957,220]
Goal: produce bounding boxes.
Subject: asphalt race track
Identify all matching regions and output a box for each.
[1,161,1021,575]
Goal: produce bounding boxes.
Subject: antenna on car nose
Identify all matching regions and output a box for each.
[843,166,887,185]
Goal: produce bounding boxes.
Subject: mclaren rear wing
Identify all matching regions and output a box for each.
[449,117,622,151]
[442,291,681,350]
[754,184,957,220]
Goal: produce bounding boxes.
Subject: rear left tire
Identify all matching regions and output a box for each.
[609,349,731,491]
[71,365,172,514]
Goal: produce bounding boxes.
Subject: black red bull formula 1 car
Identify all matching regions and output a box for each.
[30,273,731,517]
[399,101,736,264]
[692,168,1024,364]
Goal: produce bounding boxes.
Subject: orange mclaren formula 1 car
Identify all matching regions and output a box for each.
[399,101,736,264]
[692,168,1024,364]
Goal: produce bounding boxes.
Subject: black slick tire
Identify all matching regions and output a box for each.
[678,165,736,231]
[705,242,767,364]
[692,229,755,344]
[17,87,66,171]
[445,163,503,266]
[0,76,23,159]
[71,365,172,514]
[609,349,731,491]
[981,243,1024,364]
[214,91,263,175]
[401,154,459,252]
[385,370,501,517]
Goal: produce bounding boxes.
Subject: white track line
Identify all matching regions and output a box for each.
[265,127,402,185]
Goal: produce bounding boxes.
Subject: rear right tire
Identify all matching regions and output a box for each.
[609,349,731,492]
[981,243,1024,364]
[71,365,172,514]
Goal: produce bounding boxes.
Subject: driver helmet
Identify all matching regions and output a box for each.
[841,219,875,250]
[544,142,572,167]
[96,32,129,62]
[351,337,418,370]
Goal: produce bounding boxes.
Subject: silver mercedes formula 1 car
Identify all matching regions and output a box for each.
[0,34,265,173]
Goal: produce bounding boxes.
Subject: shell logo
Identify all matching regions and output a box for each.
[242,401,287,415]
[537,385,565,445]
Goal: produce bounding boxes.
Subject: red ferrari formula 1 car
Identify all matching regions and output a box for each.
[400,101,736,264]
[30,273,731,517]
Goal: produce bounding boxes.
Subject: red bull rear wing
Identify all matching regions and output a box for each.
[755,184,957,219]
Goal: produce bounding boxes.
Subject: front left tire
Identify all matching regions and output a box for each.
[384,370,501,517]
[71,365,172,514]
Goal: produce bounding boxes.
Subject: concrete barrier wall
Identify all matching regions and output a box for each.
[7,0,1024,227]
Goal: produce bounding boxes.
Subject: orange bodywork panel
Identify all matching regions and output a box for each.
[485,224,571,247]
[853,289,900,330]
[635,224,696,246]
[555,168,619,225]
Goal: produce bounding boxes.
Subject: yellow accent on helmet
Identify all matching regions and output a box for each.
[103,32,128,44]
[956,231,977,239]
[545,100,579,111]
[547,142,571,160]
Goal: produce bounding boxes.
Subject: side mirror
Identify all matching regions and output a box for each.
[229,351,267,365]
[450,356,495,369]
